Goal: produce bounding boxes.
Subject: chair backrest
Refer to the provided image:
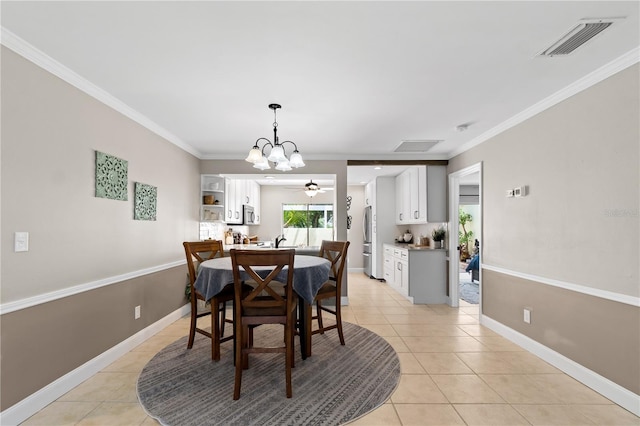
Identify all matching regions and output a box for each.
[319,240,350,286]
[183,240,225,288]
[230,249,295,315]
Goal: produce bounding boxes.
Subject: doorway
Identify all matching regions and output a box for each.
[447,163,482,308]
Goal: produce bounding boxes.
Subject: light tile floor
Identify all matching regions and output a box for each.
[21,272,640,425]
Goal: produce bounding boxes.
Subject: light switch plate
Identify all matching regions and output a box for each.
[15,232,29,252]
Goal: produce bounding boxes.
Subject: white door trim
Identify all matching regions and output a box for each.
[447,162,482,308]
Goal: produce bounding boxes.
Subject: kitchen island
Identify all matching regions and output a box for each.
[383,243,447,304]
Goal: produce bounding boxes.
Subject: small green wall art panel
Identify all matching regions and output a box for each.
[134,182,157,221]
[95,151,128,200]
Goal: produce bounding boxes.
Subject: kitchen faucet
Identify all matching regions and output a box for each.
[275,235,287,248]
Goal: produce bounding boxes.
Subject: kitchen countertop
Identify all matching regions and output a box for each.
[389,242,447,251]
[224,244,321,255]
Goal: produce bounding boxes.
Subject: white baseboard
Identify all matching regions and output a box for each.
[348,267,364,273]
[0,304,191,426]
[480,314,640,417]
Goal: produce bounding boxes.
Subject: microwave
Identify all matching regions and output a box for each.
[243,205,256,225]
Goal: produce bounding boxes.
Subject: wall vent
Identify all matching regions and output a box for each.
[538,19,619,57]
[394,140,441,153]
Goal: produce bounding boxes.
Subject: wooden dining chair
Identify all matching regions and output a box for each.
[230,249,297,400]
[183,240,234,361]
[308,240,350,346]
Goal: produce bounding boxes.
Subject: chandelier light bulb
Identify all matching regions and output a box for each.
[245,146,263,163]
[289,151,305,168]
[268,144,287,163]
[252,155,271,170]
[275,159,292,171]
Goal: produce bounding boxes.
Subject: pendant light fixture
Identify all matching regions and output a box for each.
[245,104,305,171]
[304,180,320,197]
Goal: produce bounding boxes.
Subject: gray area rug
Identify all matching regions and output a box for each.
[137,322,400,425]
[459,280,479,304]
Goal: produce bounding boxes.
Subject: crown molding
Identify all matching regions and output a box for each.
[449,47,640,159]
[1,27,203,159]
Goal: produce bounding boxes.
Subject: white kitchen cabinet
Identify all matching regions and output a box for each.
[223,178,261,225]
[383,245,394,283]
[200,175,225,222]
[364,181,374,207]
[395,166,426,224]
[395,171,408,224]
[395,165,445,224]
[383,244,447,304]
[225,179,243,224]
[391,247,409,297]
[245,179,261,224]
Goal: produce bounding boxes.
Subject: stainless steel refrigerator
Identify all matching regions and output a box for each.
[363,205,372,277]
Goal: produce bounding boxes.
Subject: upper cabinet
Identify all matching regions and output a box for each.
[364,181,374,207]
[201,175,226,222]
[224,178,261,225]
[225,179,243,224]
[245,180,261,224]
[395,166,446,224]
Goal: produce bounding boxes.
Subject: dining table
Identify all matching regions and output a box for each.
[193,253,331,359]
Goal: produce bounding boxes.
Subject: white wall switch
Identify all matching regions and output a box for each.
[135,305,141,319]
[523,308,531,324]
[14,232,29,252]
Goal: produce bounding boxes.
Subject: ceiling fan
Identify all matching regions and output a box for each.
[284,179,334,197]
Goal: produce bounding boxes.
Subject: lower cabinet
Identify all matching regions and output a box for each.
[383,244,447,304]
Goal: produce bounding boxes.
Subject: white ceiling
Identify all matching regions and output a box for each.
[2,1,638,185]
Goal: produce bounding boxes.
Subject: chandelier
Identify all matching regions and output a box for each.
[245,103,305,171]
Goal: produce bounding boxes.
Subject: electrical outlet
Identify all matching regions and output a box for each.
[135,305,141,319]
[523,308,531,324]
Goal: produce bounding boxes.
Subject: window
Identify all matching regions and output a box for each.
[282,203,333,247]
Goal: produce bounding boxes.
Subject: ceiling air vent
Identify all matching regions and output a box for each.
[394,140,441,153]
[539,19,619,57]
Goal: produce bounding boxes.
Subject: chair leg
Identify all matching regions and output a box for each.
[304,302,312,357]
[335,303,345,346]
[290,312,296,369]
[285,318,293,398]
[316,300,324,334]
[233,321,243,400]
[219,301,226,337]
[242,325,250,370]
[187,299,197,349]
[212,298,220,361]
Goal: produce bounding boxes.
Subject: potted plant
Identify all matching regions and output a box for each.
[431,226,446,248]
[459,208,474,260]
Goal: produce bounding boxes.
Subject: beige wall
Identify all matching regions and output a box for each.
[449,64,639,297]
[1,47,198,409]
[448,64,640,394]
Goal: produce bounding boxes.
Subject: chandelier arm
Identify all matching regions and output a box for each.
[254,138,273,154]
[280,140,299,154]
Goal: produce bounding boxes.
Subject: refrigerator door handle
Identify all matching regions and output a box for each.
[362,210,367,237]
